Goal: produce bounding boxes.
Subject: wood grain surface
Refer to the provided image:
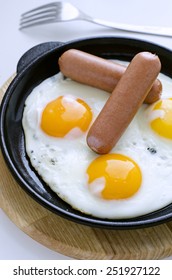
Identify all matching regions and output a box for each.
[1,77,172,260]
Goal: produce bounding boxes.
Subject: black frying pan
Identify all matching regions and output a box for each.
[1,36,172,229]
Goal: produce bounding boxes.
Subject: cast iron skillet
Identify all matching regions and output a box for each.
[1,37,172,229]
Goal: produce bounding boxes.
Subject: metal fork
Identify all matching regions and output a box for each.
[20,2,172,37]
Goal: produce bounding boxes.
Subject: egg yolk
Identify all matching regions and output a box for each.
[150,98,172,139]
[41,95,92,137]
[87,154,142,200]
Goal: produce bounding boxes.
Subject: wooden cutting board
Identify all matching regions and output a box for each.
[1,76,172,260]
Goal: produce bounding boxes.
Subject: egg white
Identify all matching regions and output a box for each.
[22,71,172,219]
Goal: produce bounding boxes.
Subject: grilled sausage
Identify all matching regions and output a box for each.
[86,52,161,154]
[58,49,162,104]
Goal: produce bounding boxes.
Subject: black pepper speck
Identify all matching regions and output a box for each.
[147,147,157,154]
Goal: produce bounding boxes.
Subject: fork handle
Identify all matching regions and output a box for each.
[88,18,172,37]
[17,42,63,73]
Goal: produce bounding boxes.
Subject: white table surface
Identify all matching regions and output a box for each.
[0,0,172,260]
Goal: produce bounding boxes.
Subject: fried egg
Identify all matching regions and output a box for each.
[22,70,172,219]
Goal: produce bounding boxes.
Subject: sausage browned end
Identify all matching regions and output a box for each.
[58,49,162,104]
[86,52,161,154]
[144,79,162,103]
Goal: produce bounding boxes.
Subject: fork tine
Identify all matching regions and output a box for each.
[21,2,58,17]
[21,9,56,21]
[20,10,56,26]
[20,14,56,27]
[20,2,60,30]
[20,18,57,30]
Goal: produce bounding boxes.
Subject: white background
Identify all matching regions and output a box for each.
[0,0,172,260]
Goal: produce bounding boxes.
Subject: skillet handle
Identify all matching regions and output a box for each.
[16,41,63,73]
